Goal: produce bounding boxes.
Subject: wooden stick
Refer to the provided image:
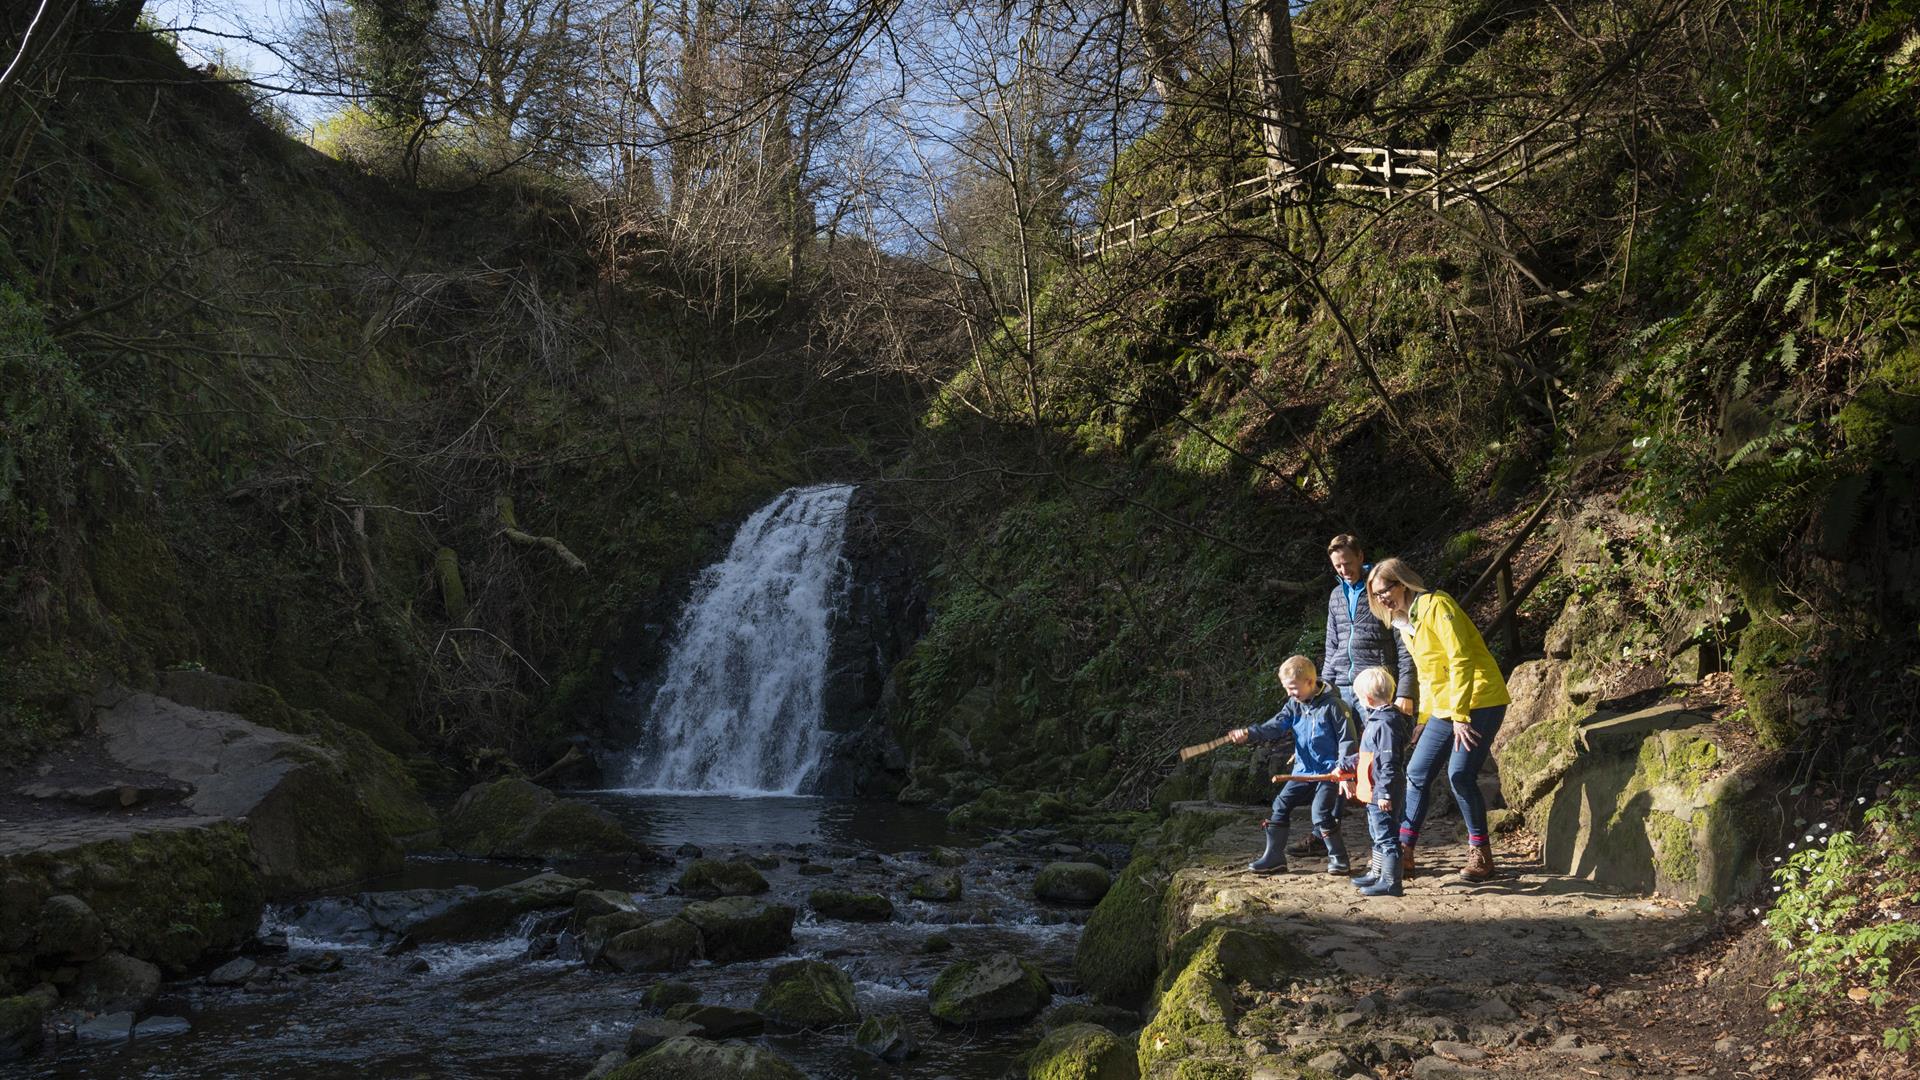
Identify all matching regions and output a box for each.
[1178,735,1234,761]
[1270,772,1354,784]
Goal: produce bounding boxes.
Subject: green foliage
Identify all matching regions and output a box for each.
[1766,777,1920,1051]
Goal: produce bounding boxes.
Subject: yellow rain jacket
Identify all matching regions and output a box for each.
[1404,590,1511,722]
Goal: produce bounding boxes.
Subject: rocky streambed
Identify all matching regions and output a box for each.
[18,793,1123,1079]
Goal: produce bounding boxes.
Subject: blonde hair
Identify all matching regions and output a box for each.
[1366,557,1429,626]
[1353,666,1396,705]
[1276,655,1317,683]
[1327,533,1362,555]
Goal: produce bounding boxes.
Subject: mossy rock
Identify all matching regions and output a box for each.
[1731,616,1811,750]
[574,888,641,924]
[581,910,655,966]
[907,870,962,902]
[1034,862,1112,905]
[605,1036,804,1080]
[641,981,701,1011]
[852,1013,917,1061]
[406,872,591,943]
[661,1003,767,1038]
[443,778,643,861]
[0,991,52,1062]
[1039,1003,1141,1034]
[808,888,893,922]
[929,952,1052,1025]
[1028,1021,1139,1080]
[673,898,795,963]
[677,859,770,899]
[1075,810,1242,1009]
[754,959,860,1027]
[604,918,702,973]
[927,846,969,867]
[1138,924,1307,1080]
[0,822,264,980]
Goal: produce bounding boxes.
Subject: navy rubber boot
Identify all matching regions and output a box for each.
[1351,849,1384,889]
[1359,848,1403,897]
[1322,827,1350,875]
[1249,820,1289,874]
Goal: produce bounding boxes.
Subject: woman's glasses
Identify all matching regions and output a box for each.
[1370,583,1399,598]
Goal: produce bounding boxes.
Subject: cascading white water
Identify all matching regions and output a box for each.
[621,483,856,795]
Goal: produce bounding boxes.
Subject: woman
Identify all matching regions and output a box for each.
[1366,557,1510,882]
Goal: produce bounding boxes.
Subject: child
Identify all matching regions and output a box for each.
[1227,656,1359,875]
[1342,666,1410,897]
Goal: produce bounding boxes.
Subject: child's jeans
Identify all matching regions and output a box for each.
[1400,704,1506,847]
[1269,779,1340,835]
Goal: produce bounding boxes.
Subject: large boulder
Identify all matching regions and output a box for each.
[605,1036,803,1080]
[92,684,404,892]
[404,873,591,944]
[580,911,655,967]
[74,952,161,1014]
[807,889,893,922]
[929,952,1052,1025]
[676,860,769,899]
[0,822,265,982]
[674,898,795,963]
[755,959,860,1028]
[1033,863,1112,905]
[603,918,702,973]
[275,887,474,947]
[443,779,644,861]
[1028,1022,1139,1080]
[662,1003,767,1038]
[33,895,105,961]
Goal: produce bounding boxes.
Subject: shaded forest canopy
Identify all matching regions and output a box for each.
[3,0,1919,1030]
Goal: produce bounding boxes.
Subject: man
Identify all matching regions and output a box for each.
[1323,535,1416,717]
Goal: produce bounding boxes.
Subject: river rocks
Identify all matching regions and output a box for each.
[907,870,962,902]
[1027,1021,1138,1080]
[663,1003,767,1038]
[676,859,770,898]
[626,1017,699,1053]
[75,1011,135,1042]
[603,918,702,973]
[133,1015,191,1039]
[575,889,642,923]
[606,1036,803,1080]
[674,898,795,962]
[795,863,835,877]
[853,1014,917,1062]
[0,991,52,1061]
[404,872,592,944]
[642,981,701,1011]
[73,952,161,1014]
[443,778,643,862]
[807,889,893,922]
[1033,862,1112,905]
[206,957,257,986]
[929,952,1052,1025]
[581,911,654,966]
[33,895,104,961]
[755,959,860,1028]
[927,846,969,867]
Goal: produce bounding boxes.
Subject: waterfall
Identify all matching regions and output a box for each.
[621,483,856,795]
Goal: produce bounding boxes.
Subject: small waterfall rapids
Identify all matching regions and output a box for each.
[621,483,856,795]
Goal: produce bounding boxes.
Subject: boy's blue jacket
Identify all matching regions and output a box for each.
[1341,704,1407,794]
[1244,683,1358,776]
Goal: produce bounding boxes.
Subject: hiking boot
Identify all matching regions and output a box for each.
[1399,842,1416,881]
[1461,844,1495,882]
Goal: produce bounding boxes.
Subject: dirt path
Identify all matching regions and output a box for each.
[1159,806,1734,1079]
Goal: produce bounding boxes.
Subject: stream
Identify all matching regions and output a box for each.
[25,793,1106,1079]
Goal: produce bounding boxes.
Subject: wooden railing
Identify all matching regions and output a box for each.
[1072,119,1586,261]
[1461,490,1563,667]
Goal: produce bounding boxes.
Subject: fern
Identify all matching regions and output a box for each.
[1752,268,1782,302]
[1783,277,1813,315]
[1775,332,1801,373]
[1726,423,1805,469]
[1732,356,1754,398]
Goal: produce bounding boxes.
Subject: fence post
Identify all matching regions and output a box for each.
[1498,563,1518,658]
[1383,147,1394,189]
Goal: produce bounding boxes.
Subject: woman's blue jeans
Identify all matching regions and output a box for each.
[1398,704,1505,847]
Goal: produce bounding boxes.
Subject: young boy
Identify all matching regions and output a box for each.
[1227,656,1359,875]
[1342,666,1410,897]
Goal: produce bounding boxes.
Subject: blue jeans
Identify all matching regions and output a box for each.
[1269,779,1340,836]
[1399,704,1505,847]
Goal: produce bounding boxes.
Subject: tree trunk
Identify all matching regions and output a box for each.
[1253,0,1311,186]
